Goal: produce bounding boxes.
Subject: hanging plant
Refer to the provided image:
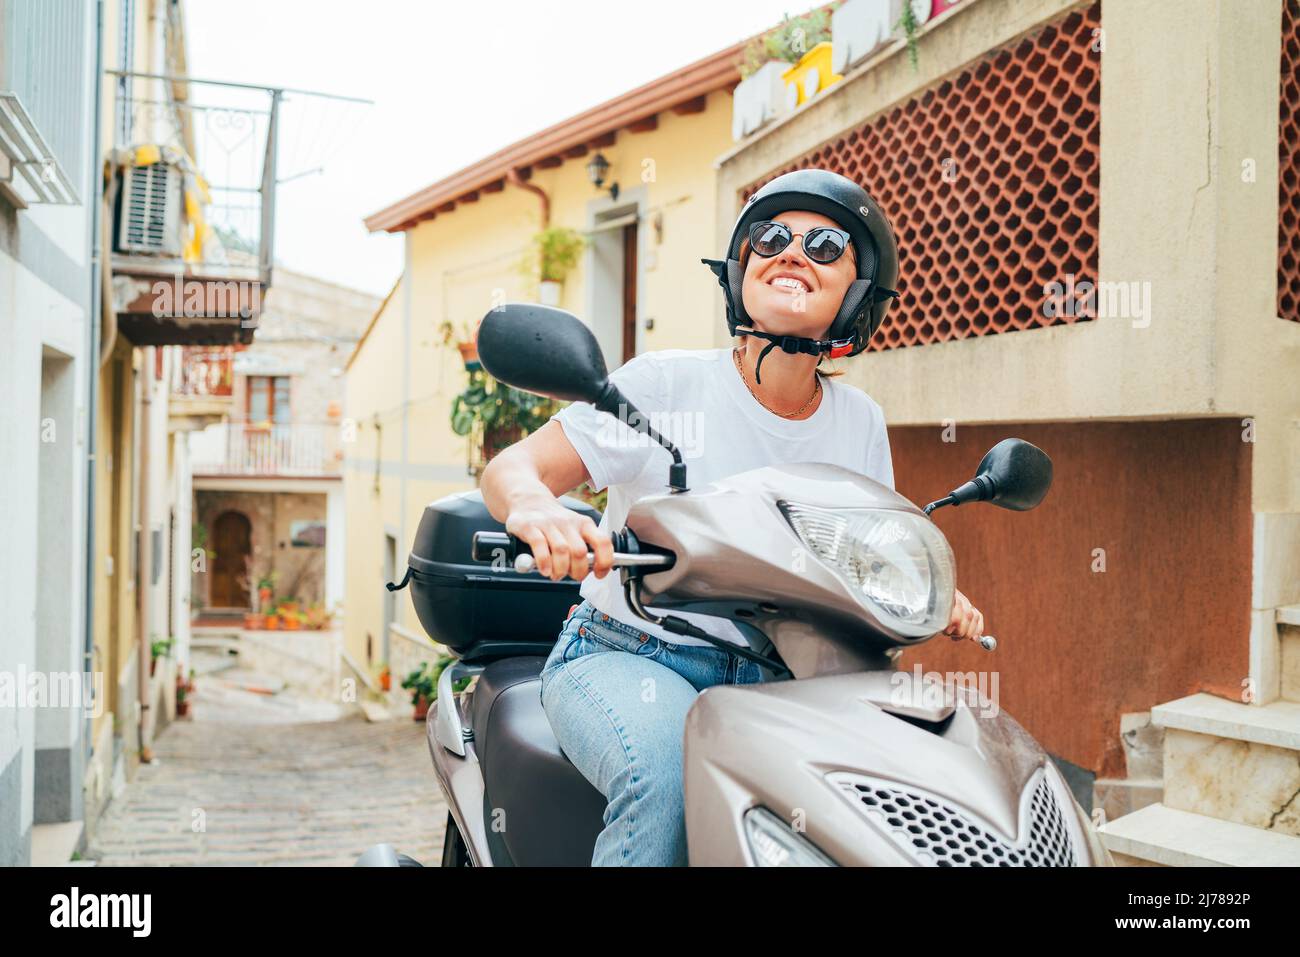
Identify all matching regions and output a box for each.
[532,227,585,283]
[896,1,921,70]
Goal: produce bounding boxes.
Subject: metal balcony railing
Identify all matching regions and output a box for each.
[105,70,372,287]
[190,421,342,477]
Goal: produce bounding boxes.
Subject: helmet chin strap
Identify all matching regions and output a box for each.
[735,326,856,384]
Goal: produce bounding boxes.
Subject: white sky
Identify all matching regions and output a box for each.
[184,0,811,296]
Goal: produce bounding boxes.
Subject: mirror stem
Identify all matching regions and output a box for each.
[924,475,996,515]
[594,383,689,492]
[922,496,955,516]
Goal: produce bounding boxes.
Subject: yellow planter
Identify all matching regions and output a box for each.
[781,42,844,110]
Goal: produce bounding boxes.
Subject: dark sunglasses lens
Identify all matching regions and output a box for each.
[804,228,847,263]
[750,221,792,257]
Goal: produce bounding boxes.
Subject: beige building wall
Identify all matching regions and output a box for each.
[345,90,736,665]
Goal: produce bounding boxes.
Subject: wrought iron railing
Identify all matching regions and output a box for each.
[190,420,342,477]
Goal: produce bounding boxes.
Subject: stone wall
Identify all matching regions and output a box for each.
[193,490,329,610]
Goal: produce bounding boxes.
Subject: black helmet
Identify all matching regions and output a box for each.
[703,168,899,380]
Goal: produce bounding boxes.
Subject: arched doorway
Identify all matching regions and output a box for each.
[210,510,252,609]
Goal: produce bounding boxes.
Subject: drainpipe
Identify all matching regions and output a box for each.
[84,0,105,764]
[506,167,549,228]
[136,346,153,763]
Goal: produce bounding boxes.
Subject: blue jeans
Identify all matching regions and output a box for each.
[539,600,768,866]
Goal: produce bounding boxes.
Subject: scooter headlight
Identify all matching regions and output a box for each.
[779,502,955,637]
[742,807,836,866]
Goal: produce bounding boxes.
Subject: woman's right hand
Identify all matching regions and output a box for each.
[505,493,614,582]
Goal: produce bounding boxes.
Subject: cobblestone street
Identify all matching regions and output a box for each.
[87,662,447,866]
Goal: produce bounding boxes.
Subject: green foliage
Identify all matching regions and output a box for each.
[401,655,472,707]
[450,367,558,439]
[896,1,920,69]
[739,7,837,78]
[532,227,585,283]
[150,636,175,661]
[191,521,213,558]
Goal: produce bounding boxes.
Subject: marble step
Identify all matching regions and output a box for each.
[1152,693,1300,751]
[1099,802,1300,866]
[1151,693,1300,836]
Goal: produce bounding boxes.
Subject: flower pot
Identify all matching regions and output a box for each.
[243,613,261,630]
[538,280,562,307]
[380,670,392,692]
[149,658,158,677]
[413,694,431,722]
[457,341,479,368]
[732,60,793,140]
[176,699,190,718]
[264,615,280,630]
[282,615,300,631]
[258,587,273,608]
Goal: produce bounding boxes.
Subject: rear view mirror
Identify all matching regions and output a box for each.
[924,438,1053,515]
[475,302,689,492]
[476,304,609,404]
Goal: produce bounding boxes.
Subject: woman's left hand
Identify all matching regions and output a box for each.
[943,589,985,643]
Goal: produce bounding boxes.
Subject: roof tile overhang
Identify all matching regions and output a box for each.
[363,41,744,233]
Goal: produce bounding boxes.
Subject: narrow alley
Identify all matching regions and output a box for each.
[87,657,447,867]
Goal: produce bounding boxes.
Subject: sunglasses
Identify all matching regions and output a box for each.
[747,220,854,265]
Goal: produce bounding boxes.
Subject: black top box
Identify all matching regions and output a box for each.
[406,490,600,662]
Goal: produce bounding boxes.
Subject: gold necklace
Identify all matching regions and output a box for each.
[732,347,821,419]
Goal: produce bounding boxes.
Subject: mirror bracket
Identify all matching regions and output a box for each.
[595,382,689,493]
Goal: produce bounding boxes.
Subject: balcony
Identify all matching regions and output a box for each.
[106,71,280,345]
[169,346,236,431]
[190,421,342,478]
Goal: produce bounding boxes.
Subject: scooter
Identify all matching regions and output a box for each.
[359,303,1114,868]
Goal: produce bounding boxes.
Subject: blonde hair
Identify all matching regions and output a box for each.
[737,237,850,378]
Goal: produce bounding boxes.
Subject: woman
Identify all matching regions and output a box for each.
[480,168,986,866]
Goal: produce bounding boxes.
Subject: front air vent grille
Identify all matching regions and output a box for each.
[828,771,1076,867]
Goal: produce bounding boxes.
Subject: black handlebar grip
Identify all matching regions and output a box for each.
[470,531,532,563]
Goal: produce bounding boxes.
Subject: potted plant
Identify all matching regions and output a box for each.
[304,602,333,631]
[175,666,195,718]
[733,8,836,138]
[438,319,481,369]
[378,662,392,692]
[401,655,473,722]
[243,610,261,630]
[264,611,280,630]
[532,226,584,305]
[149,636,175,677]
[256,573,276,612]
[450,368,559,473]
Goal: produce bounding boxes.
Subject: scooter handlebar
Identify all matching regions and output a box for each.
[470,530,672,575]
[470,531,526,563]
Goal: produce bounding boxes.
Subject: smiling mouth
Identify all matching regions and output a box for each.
[769,276,811,293]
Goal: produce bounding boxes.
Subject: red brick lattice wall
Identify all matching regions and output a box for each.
[1279,0,1300,322]
[744,3,1102,352]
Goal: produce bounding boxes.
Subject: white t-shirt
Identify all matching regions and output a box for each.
[552,347,894,648]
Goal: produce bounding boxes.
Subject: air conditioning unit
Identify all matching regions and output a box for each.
[115,161,182,256]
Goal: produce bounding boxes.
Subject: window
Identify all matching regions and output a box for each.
[247,376,290,424]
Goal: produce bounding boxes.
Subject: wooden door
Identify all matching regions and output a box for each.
[621,222,638,363]
[210,511,252,608]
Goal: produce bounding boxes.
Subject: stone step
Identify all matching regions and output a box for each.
[1099,802,1300,866]
[1152,693,1300,751]
[1152,693,1300,836]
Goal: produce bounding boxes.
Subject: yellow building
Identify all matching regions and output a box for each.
[346,44,744,686]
